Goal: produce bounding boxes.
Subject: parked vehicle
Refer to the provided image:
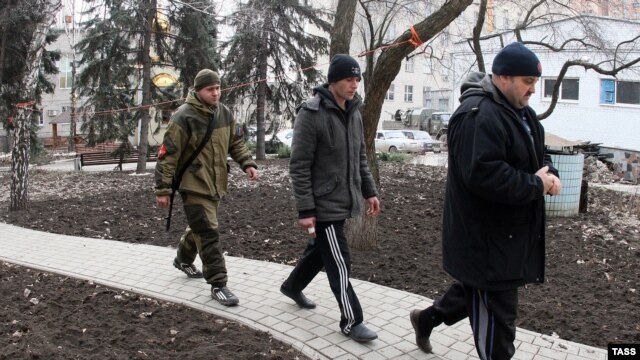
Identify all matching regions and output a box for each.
[375,130,420,153]
[401,130,442,153]
[384,107,451,144]
[419,111,450,142]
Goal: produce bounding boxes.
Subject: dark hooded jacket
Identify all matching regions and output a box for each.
[442,72,558,291]
[289,84,378,222]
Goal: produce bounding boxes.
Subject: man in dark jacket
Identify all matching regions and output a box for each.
[409,43,561,359]
[155,69,258,307]
[280,54,381,342]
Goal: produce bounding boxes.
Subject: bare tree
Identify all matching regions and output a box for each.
[332,0,473,249]
[10,0,61,211]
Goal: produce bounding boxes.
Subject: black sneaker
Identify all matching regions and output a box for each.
[211,286,239,306]
[173,258,203,278]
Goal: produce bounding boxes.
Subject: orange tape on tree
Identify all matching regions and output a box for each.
[408,25,423,48]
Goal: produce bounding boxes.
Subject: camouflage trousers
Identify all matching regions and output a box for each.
[176,193,227,286]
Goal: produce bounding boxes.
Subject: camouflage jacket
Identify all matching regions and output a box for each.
[154,90,256,199]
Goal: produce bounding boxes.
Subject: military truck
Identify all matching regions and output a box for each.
[384,108,450,144]
[419,111,450,143]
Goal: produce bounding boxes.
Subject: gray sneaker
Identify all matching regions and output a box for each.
[173,258,203,278]
[347,323,377,342]
[211,286,239,306]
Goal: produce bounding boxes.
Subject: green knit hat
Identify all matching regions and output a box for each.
[194,69,221,90]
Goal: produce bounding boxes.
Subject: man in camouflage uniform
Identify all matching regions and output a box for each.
[155,69,258,306]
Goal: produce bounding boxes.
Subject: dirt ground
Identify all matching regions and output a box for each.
[1,157,639,358]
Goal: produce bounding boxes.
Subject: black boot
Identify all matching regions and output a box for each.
[410,307,441,353]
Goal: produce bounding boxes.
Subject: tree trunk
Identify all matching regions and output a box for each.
[254,21,269,161]
[10,105,31,210]
[329,0,357,58]
[136,0,156,173]
[67,0,77,152]
[346,207,378,250]
[10,0,61,211]
[346,136,380,250]
[342,0,473,249]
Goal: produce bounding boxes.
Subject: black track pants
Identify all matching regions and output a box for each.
[426,282,518,359]
[281,220,363,334]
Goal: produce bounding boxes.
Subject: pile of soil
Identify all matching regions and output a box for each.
[1,158,639,357]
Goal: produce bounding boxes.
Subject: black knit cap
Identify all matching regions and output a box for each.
[328,54,361,83]
[491,42,542,77]
[194,69,221,91]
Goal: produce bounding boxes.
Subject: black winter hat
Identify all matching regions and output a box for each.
[491,42,542,77]
[328,54,361,83]
[194,69,221,91]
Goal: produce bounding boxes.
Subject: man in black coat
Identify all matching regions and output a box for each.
[409,42,562,359]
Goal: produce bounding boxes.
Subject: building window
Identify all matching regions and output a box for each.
[543,78,579,100]
[404,85,413,102]
[616,81,640,104]
[385,84,395,101]
[405,58,415,73]
[600,79,640,105]
[438,98,449,111]
[502,10,509,29]
[423,59,432,74]
[59,56,72,89]
[440,31,449,46]
[384,24,397,42]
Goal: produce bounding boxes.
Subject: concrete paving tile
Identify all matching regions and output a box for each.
[531,354,556,360]
[307,325,334,337]
[306,336,332,350]
[287,328,316,342]
[513,349,537,360]
[338,339,377,356]
[319,344,349,358]
[449,340,475,355]
[367,316,390,328]
[376,329,404,346]
[537,347,568,360]
[519,342,541,355]
[306,313,335,327]
[551,341,580,355]
[358,351,388,360]
[376,345,404,358]
[443,348,472,360]
[577,347,606,360]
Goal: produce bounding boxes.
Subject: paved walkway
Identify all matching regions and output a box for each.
[0,222,607,360]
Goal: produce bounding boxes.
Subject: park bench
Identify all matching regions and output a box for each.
[76,151,158,170]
